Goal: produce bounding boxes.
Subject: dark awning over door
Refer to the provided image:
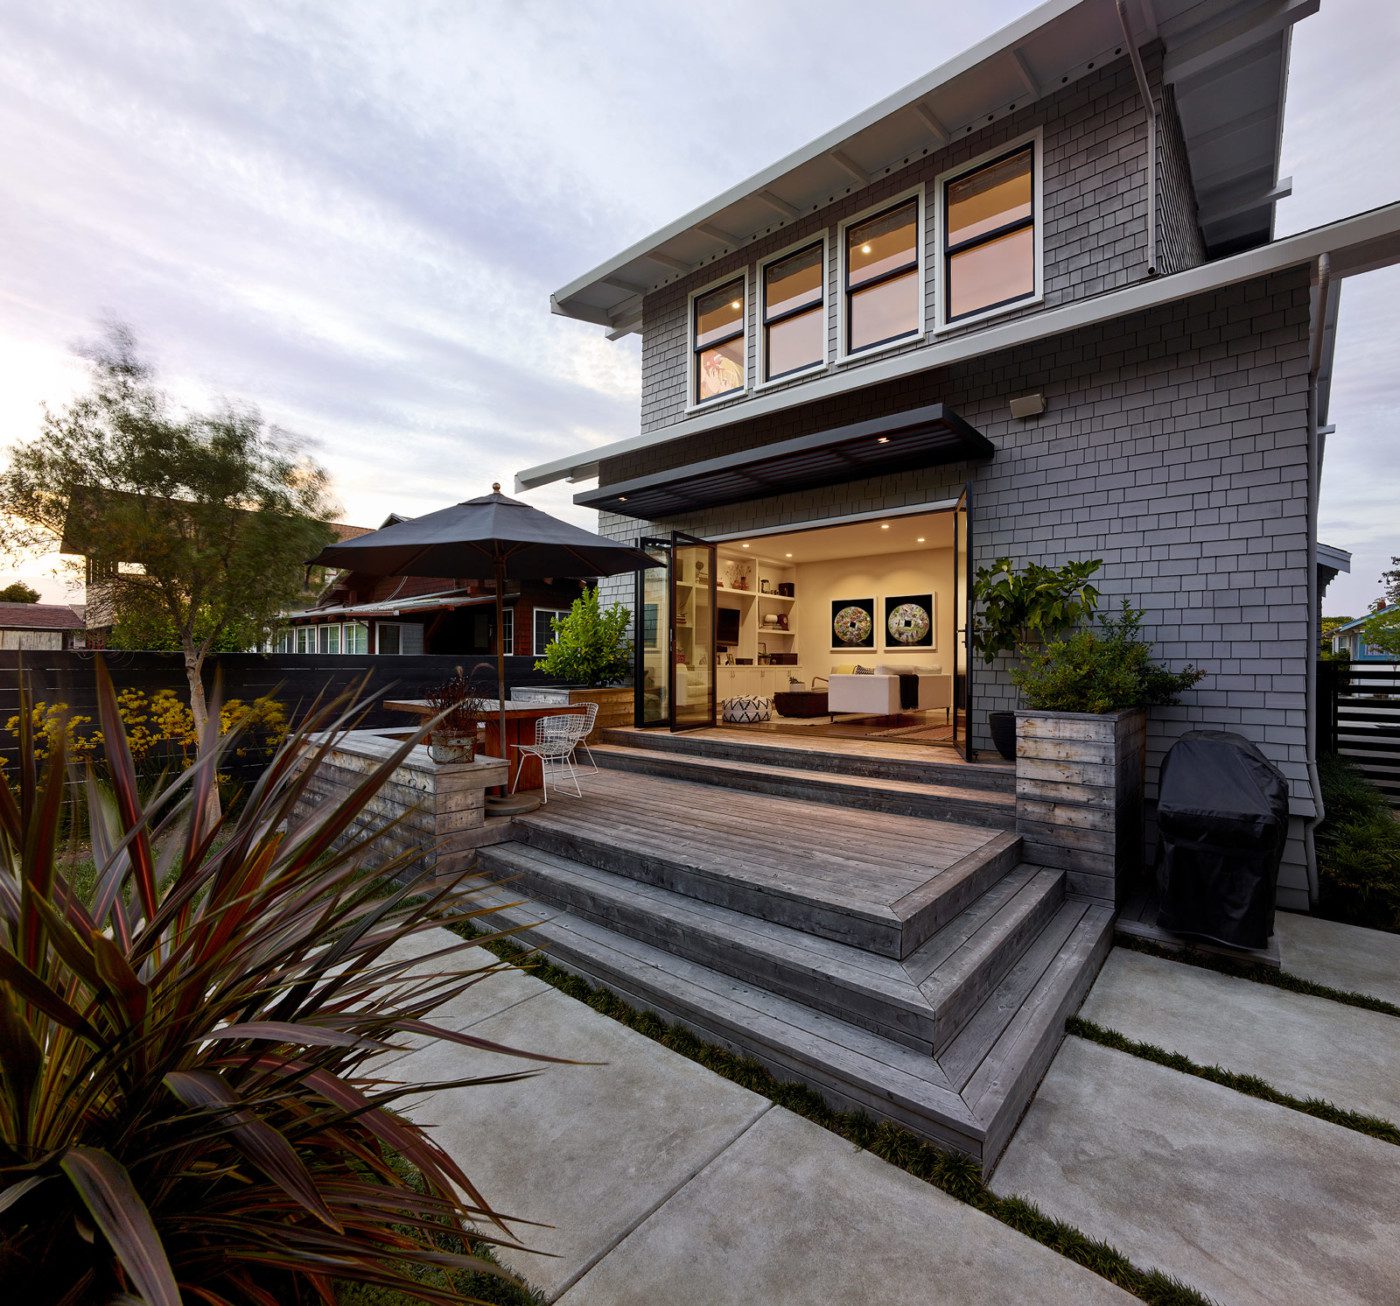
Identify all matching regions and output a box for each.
[575,403,993,519]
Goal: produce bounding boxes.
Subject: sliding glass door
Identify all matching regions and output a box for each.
[670,532,716,730]
[952,483,974,759]
[634,532,717,730]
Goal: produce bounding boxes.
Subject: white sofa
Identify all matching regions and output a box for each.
[827,671,952,720]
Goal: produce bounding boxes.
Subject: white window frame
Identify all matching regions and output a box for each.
[533,607,571,657]
[376,621,408,655]
[685,268,749,413]
[294,626,315,654]
[933,128,1044,334]
[344,621,369,655]
[756,232,830,390]
[500,605,514,657]
[836,183,926,364]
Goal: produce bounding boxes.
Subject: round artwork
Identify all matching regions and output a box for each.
[833,605,873,646]
[887,602,931,645]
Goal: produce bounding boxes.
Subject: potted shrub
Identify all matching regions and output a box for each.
[425,664,490,763]
[971,556,1102,759]
[1009,602,1206,904]
[534,588,634,739]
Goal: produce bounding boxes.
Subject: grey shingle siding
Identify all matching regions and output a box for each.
[1156,83,1206,274]
[596,267,1315,908]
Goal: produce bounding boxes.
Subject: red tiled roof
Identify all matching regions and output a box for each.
[0,603,84,630]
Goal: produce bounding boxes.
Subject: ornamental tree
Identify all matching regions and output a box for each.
[0,581,40,602]
[0,324,335,751]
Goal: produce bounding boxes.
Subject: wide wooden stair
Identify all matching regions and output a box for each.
[471,732,1111,1169]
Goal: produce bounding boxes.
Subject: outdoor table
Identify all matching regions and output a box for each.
[385,698,586,793]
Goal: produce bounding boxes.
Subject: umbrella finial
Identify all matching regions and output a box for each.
[492,482,501,493]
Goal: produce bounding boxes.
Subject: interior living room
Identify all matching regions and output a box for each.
[642,507,962,747]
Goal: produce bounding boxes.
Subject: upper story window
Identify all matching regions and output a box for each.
[761,240,825,382]
[691,277,746,405]
[940,142,1037,325]
[842,193,922,355]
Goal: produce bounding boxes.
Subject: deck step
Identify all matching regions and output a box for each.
[507,802,1024,960]
[476,841,1067,1053]
[591,743,1015,829]
[458,877,1112,1167]
[600,726,1015,792]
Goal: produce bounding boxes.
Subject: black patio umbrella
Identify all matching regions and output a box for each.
[308,485,660,757]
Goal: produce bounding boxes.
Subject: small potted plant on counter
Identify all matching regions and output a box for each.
[972,556,1102,760]
[425,665,488,763]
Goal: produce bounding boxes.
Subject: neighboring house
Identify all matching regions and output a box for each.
[0,602,85,651]
[1331,608,1399,662]
[517,0,1400,910]
[61,491,371,647]
[277,516,583,657]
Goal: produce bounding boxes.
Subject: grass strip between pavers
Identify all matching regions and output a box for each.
[449,918,1214,1306]
[1067,1017,1400,1148]
[1117,933,1400,1019]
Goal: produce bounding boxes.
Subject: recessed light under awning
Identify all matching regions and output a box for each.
[574,403,993,520]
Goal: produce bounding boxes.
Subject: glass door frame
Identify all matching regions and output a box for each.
[669,531,717,731]
[635,536,672,728]
[952,482,975,759]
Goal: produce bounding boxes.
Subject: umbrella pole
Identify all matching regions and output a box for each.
[495,557,508,776]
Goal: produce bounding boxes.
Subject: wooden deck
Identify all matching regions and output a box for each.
[515,769,1012,959]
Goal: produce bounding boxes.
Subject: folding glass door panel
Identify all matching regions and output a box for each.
[670,532,716,730]
[952,483,974,758]
[635,537,671,727]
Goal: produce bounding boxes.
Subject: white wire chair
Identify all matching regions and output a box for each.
[574,700,600,770]
[512,711,588,801]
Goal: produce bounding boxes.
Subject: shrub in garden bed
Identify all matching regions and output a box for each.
[1316,754,1400,932]
[0,660,558,1304]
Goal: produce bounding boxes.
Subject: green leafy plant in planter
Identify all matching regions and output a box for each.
[971,556,1103,758]
[533,587,632,687]
[1010,601,1206,713]
[0,661,560,1304]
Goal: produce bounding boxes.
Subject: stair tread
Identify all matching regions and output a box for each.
[460,877,1111,1160]
[593,743,1014,807]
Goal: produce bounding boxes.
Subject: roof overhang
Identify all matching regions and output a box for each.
[550,0,1314,336]
[520,201,1400,494]
[574,404,992,520]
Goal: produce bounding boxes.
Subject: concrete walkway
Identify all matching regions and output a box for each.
[389,929,1131,1304]
[1274,910,1400,1006]
[994,925,1400,1306]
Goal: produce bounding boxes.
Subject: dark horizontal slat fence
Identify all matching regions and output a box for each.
[1319,660,1400,806]
[0,651,562,767]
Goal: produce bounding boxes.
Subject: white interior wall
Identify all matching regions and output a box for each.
[792,546,954,680]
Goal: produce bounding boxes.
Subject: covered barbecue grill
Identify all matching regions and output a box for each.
[1155,731,1289,951]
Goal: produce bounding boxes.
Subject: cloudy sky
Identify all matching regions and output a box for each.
[1,0,1395,615]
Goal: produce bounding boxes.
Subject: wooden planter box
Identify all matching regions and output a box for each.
[1013,708,1147,909]
[511,685,632,742]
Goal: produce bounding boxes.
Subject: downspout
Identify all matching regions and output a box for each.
[1116,0,1158,276]
[1302,252,1332,907]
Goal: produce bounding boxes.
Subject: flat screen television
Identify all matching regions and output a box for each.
[717,606,741,647]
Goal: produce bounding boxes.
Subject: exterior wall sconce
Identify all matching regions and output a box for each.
[1009,392,1047,419]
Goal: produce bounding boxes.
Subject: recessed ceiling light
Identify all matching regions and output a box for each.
[876,436,889,444]
[785,552,793,558]
[880,523,890,530]
[617,495,627,502]
[861,243,872,255]
[730,299,741,310]
[916,536,926,543]
[741,543,749,549]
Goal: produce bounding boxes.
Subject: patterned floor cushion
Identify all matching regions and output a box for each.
[721,695,772,724]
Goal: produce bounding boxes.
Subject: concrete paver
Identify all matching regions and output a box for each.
[992,1038,1400,1306]
[1080,947,1400,1121]
[558,1107,1135,1306]
[1275,910,1400,1007]
[395,981,771,1299]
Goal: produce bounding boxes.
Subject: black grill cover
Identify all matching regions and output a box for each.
[1155,731,1289,950]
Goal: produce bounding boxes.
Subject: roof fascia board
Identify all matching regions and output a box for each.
[516,202,1400,493]
[548,0,1088,310]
